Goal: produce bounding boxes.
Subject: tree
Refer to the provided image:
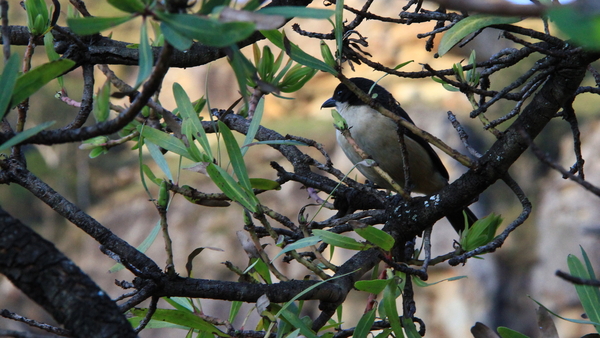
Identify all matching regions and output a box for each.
[1,0,600,337]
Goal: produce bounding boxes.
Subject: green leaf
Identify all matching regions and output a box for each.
[497,327,531,338]
[549,6,600,50]
[136,20,154,88]
[529,296,600,327]
[335,0,344,64]
[438,15,521,56]
[182,119,206,162]
[141,127,191,159]
[93,81,111,123]
[354,226,394,251]
[109,219,161,273]
[242,139,308,147]
[141,163,162,185]
[228,45,256,99]
[67,16,134,35]
[157,12,255,48]
[0,53,19,120]
[229,301,243,323]
[312,229,370,251]
[354,308,376,338]
[568,253,600,333]
[261,30,337,75]
[160,21,193,50]
[129,308,228,336]
[206,163,259,212]
[257,7,334,19]
[12,59,76,109]
[0,121,56,152]
[355,279,389,294]
[173,83,213,160]
[25,0,49,35]
[383,279,404,338]
[249,178,280,190]
[241,97,264,156]
[218,121,253,193]
[146,140,174,181]
[199,0,230,15]
[412,275,467,287]
[270,236,322,262]
[461,213,503,252]
[107,0,146,13]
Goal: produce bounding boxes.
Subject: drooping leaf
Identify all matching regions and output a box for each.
[0,53,19,120]
[249,178,280,190]
[241,97,264,156]
[136,19,154,88]
[11,59,76,109]
[67,16,134,35]
[146,140,174,181]
[160,21,193,50]
[438,15,521,56]
[93,80,111,123]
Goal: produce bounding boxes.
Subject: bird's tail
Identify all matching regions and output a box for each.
[446,207,478,234]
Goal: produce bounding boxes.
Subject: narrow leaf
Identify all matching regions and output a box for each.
[157,12,255,48]
[136,19,154,87]
[241,97,264,156]
[12,59,76,109]
[257,7,334,19]
[271,236,322,262]
[173,83,212,159]
[129,308,228,336]
[146,140,174,181]
[0,53,19,120]
[141,127,191,159]
[0,121,55,152]
[312,229,370,251]
[218,121,253,192]
[160,21,193,50]
[355,279,389,294]
[107,0,146,13]
[261,29,337,74]
[109,221,161,273]
[438,15,521,56]
[67,16,134,35]
[354,226,394,251]
[206,163,258,212]
[353,308,376,338]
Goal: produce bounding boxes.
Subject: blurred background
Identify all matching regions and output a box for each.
[2,0,600,337]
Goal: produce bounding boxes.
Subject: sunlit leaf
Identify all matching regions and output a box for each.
[141,127,191,159]
[354,226,394,251]
[312,229,370,251]
[129,308,228,336]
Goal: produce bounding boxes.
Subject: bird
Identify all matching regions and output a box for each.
[321,77,477,234]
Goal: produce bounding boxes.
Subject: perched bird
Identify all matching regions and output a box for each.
[321,77,476,233]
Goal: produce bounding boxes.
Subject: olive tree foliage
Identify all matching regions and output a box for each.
[1,0,600,337]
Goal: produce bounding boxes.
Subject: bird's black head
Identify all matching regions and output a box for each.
[321,77,396,109]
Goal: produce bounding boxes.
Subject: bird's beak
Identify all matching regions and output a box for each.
[321,98,336,109]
